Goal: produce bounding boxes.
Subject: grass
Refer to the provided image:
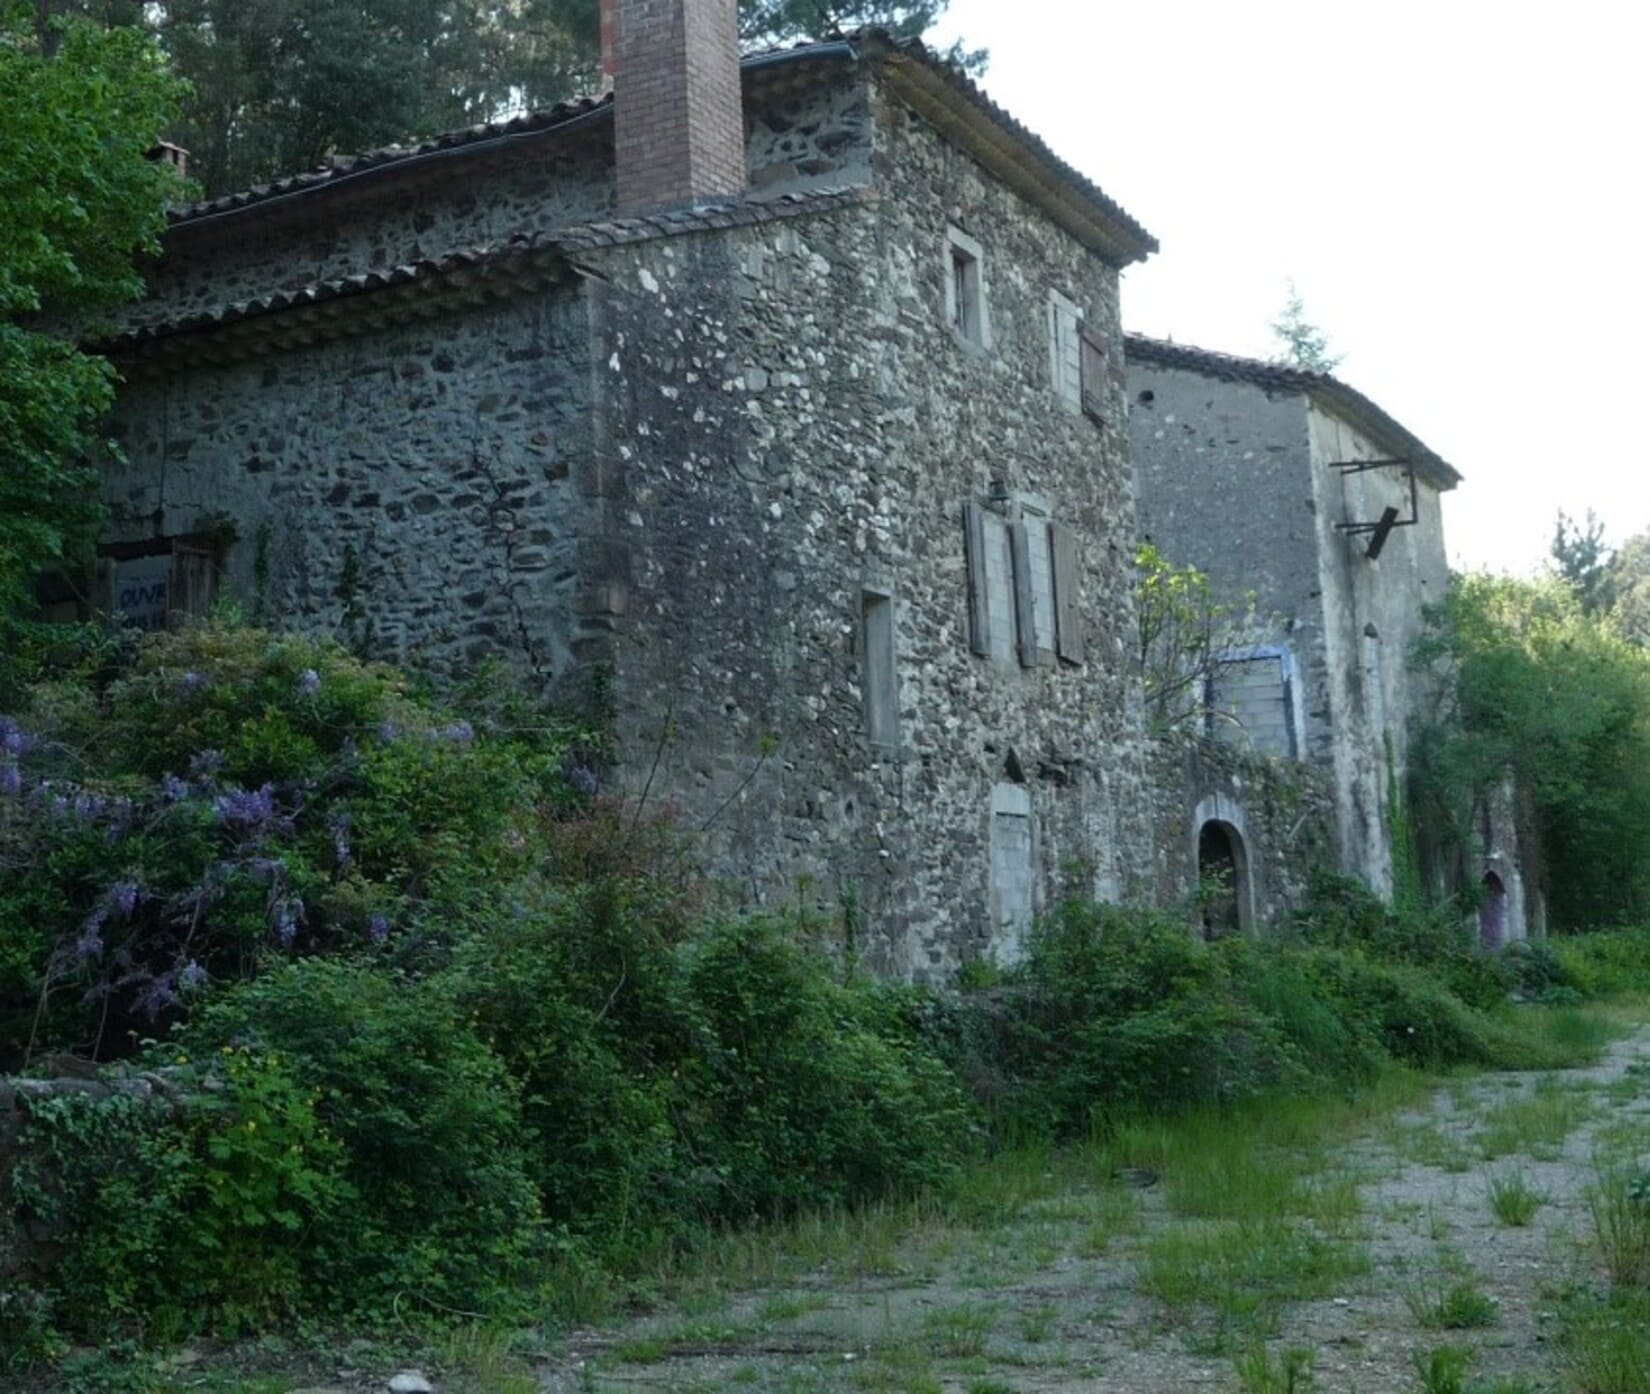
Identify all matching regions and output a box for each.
[1485,1169,1547,1226]
[1557,1287,1650,1394]
[1586,1165,1650,1287]
[1410,1345,1474,1394]
[1232,1343,1315,1393]
[1474,1078,1595,1160]
[1403,1271,1500,1330]
[920,1303,995,1358]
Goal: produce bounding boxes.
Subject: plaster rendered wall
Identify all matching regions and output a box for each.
[581,79,1149,979]
[1306,404,1451,895]
[1145,735,1338,929]
[102,287,603,695]
[1125,367,1333,761]
[131,78,873,330]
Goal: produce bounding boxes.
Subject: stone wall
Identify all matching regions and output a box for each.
[578,77,1150,979]
[1145,734,1339,929]
[1,1071,185,1280]
[104,286,604,696]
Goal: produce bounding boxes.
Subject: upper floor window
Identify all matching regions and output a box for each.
[1207,646,1298,760]
[963,495,1084,668]
[1048,290,1084,412]
[945,226,989,349]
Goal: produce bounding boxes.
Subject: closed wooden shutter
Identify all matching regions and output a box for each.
[1009,521,1039,669]
[1050,522,1084,664]
[1080,325,1109,423]
[962,502,990,657]
[171,546,219,623]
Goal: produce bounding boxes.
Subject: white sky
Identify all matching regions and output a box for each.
[928,0,1650,574]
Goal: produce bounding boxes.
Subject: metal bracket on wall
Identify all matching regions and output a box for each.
[1331,457,1418,560]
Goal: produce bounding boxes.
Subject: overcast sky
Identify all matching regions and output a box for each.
[927,0,1649,574]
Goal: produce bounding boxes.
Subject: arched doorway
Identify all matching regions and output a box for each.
[1197,820,1248,940]
[1480,870,1508,950]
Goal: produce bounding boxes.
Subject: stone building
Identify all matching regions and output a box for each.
[1123,337,1541,938]
[92,1,1161,977]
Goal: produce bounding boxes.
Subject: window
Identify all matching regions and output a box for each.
[989,783,1034,964]
[861,588,897,747]
[1048,291,1083,411]
[99,537,220,631]
[1208,648,1297,759]
[945,226,988,349]
[963,498,1084,668]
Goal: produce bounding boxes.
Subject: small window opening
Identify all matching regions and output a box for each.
[945,227,987,348]
[952,248,980,341]
[861,589,897,747]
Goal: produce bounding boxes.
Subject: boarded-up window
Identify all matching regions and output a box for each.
[861,589,897,748]
[101,538,220,631]
[990,783,1034,965]
[1209,652,1296,759]
[1079,325,1109,424]
[963,503,1019,665]
[945,226,988,348]
[1050,522,1084,665]
[1019,507,1057,660]
[1048,291,1083,411]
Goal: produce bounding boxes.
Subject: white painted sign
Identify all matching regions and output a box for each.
[114,556,171,631]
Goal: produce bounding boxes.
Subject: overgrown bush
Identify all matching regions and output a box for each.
[0,624,587,1067]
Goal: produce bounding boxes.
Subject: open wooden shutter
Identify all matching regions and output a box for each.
[962,502,991,657]
[1009,521,1039,669]
[1050,522,1085,664]
[1080,325,1109,424]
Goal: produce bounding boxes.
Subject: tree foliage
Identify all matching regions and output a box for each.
[0,3,184,620]
[1135,544,1263,735]
[1414,573,1650,929]
[63,0,975,196]
[1270,279,1343,373]
[1551,507,1614,617]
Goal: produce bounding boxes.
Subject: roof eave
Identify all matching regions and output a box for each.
[880,49,1157,267]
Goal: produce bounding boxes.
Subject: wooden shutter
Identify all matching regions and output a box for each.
[1080,325,1109,423]
[171,546,219,623]
[962,502,990,657]
[1050,522,1085,665]
[1009,521,1039,669]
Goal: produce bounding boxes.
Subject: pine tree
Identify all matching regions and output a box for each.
[1270,280,1343,373]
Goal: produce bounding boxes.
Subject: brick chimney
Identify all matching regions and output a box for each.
[146,140,190,180]
[606,0,746,214]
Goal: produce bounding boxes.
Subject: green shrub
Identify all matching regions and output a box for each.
[4,1046,345,1344]
[181,960,543,1315]
[0,623,586,1070]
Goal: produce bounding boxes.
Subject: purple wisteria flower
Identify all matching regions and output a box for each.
[178,670,208,695]
[272,898,302,947]
[161,773,190,803]
[376,720,401,744]
[1,762,20,798]
[213,783,276,828]
[74,924,105,963]
[438,721,474,744]
[329,811,353,867]
[296,668,322,698]
[109,880,140,917]
[137,975,178,1019]
[0,717,33,756]
[189,749,225,780]
[178,960,207,990]
[367,914,391,943]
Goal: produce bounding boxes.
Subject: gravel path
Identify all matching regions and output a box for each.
[539,1024,1650,1394]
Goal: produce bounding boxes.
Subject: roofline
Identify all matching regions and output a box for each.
[164,33,1155,264]
[1123,333,1461,490]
